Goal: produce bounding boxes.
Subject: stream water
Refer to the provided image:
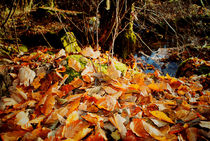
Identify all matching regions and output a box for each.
[135,48,181,77]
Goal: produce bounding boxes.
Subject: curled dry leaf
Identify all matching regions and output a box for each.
[18,66,36,87]
[55,49,66,59]
[142,120,166,140]
[107,59,121,79]
[130,118,149,138]
[110,114,127,138]
[68,57,81,72]
[15,111,31,129]
[0,97,18,110]
[199,121,210,129]
[81,46,100,59]
[96,95,117,111]
[64,120,92,140]
[0,131,26,141]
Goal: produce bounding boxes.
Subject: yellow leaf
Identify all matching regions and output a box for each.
[150,111,174,124]
[148,83,159,91]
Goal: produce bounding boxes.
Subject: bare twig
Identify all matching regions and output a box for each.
[1,0,17,28]
[96,0,105,72]
[40,31,53,48]
[134,32,153,53]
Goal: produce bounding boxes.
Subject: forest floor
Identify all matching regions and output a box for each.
[0,1,210,140]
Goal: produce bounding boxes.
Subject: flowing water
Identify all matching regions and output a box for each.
[135,48,180,77]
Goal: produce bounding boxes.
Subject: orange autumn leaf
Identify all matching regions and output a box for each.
[85,132,105,141]
[148,82,159,91]
[82,113,103,126]
[128,84,140,91]
[96,95,117,111]
[66,97,81,115]
[41,94,55,116]
[109,114,127,138]
[68,57,81,72]
[1,130,26,141]
[64,120,92,140]
[70,77,84,88]
[130,118,149,138]
[66,111,79,126]
[32,72,46,89]
[150,111,174,124]
[60,84,74,95]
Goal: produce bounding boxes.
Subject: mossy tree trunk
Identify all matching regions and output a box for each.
[98,0,138,58]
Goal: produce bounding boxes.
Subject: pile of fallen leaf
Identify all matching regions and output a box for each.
[0,47,209,141]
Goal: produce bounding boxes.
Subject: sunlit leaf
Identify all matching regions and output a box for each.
[18,66,36,87]
[142,120,166,140]
[96,95,117,111]
[150,111,174,124]
[130,118,149,138]
[64,120,92,140]
[68,57,81,72]
[15,111,31,129]
[81,46,100,59]
[41,94,55,116]
[107,59,121,79]
[110,114,127,138]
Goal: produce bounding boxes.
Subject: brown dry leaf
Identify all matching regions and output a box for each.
[103,86,118,94]
[85,132,105,141]
[186,127,198,141]
[22,127,51,141]
[96,95,117,111]
[110,114,127,138]
[32,72,46,89]
[130,118,149,138]
[18,66,36,87]
[81,46,100,59]
[15,111,32,129]
[0,97,18,110]
[82,113,104,126]
[66,97,81,115]
[70,77,84,88]
[0,130,26,141]
[64,120,92,140]
[41,94,55,116]
[142,120,166,140]
[107,59,121,79]
[66,111,79,126]
[81,62,95,82]
[55,49,66,59]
